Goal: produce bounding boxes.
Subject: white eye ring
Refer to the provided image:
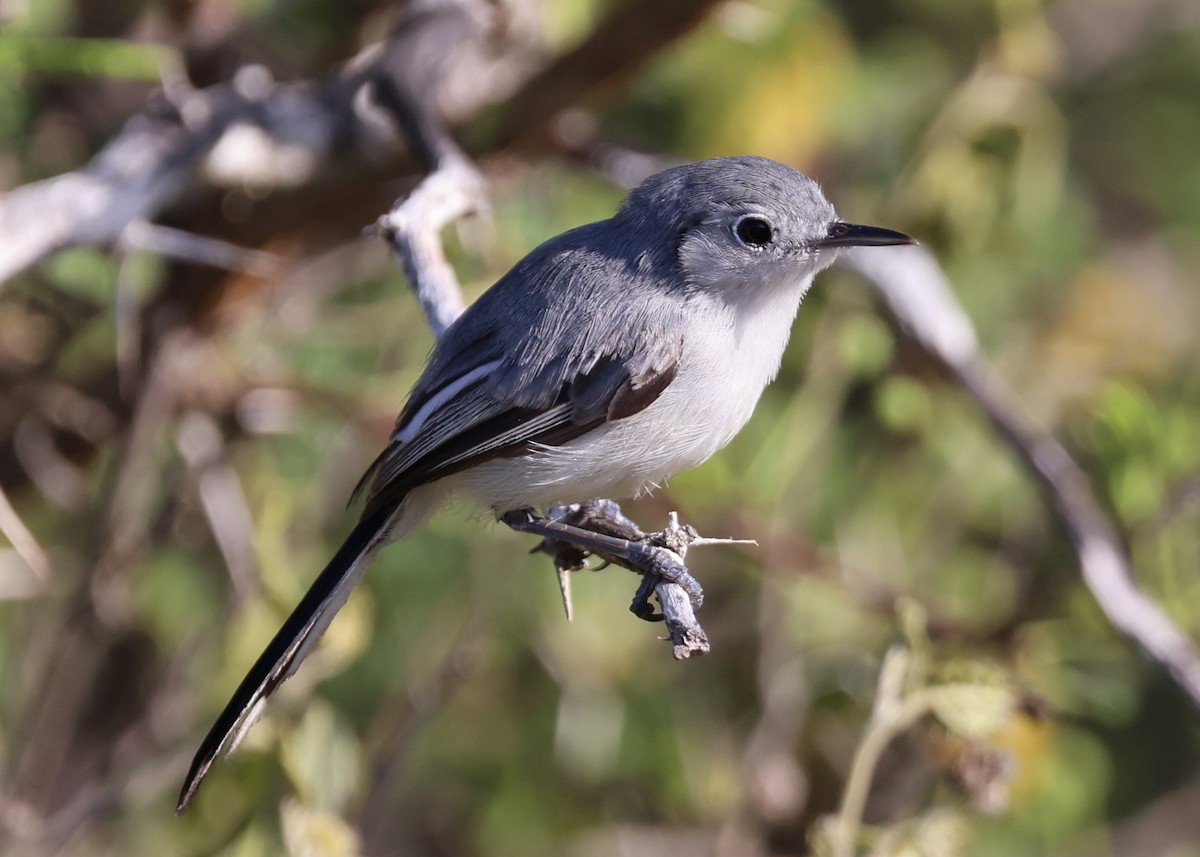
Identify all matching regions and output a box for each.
[734,216,773,247]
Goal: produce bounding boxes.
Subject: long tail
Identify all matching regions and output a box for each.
[176,501,397,813]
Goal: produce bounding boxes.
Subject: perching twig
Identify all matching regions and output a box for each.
[842,244,1200,709]
[504,506,713,658]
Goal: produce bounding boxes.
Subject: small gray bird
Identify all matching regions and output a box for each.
[177,155,913,810]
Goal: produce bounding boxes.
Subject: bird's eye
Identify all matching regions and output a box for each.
[735,216,773,247]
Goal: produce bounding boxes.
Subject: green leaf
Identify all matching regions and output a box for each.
[927,683,1016,740]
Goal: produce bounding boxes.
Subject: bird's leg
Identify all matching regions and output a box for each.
[500,507,705,617]
[571,499,646,540]
[525,502,653,621]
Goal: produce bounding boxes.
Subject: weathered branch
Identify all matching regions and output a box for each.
[842,245,1200,709]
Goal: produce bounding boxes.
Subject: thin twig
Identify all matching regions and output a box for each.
[505,506,712,657]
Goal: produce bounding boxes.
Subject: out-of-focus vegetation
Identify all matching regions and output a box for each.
[1,0,1199,855]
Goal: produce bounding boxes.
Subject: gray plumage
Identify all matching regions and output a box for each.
[178,155,913,811]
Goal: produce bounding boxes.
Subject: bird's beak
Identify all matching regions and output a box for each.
[815,221,916,249]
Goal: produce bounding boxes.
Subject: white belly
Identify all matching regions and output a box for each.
[455,281,808,513]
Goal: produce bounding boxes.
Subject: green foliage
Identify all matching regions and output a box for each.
[0,35,171,79]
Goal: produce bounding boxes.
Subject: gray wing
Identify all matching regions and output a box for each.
[354,222,684,516]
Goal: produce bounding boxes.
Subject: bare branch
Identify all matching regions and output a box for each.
[0,114,201,284]
[374,152,484,336]
[842,245,1200,709]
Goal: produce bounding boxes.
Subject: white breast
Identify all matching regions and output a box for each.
[456,274,813,514]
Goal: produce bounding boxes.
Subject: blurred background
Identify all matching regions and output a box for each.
[1,0,1199,854]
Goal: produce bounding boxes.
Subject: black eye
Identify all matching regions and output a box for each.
[735,216,773,247]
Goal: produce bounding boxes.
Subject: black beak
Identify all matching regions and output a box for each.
[815,221,916,249]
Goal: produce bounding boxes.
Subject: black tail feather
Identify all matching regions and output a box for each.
[176,502,396,813]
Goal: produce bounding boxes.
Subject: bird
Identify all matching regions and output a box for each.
[176,155,913,811]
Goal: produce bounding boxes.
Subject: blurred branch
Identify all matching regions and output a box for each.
[0,108,211,284]
[842,245,1200,709]
[0,0,531,287]
[0,482,52,594]
[0,0,719,289]
[10,331,187,818]
[90,332,192,624]
[1049,0,1200,83]
[826,647,934,857]
[175,410,259,605]
[1105,769,1200,857]
[358,604,490,852]
[375,150,482,336]
[13,416,90,509]
[735,537,814,840]
[119,220,280,276]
